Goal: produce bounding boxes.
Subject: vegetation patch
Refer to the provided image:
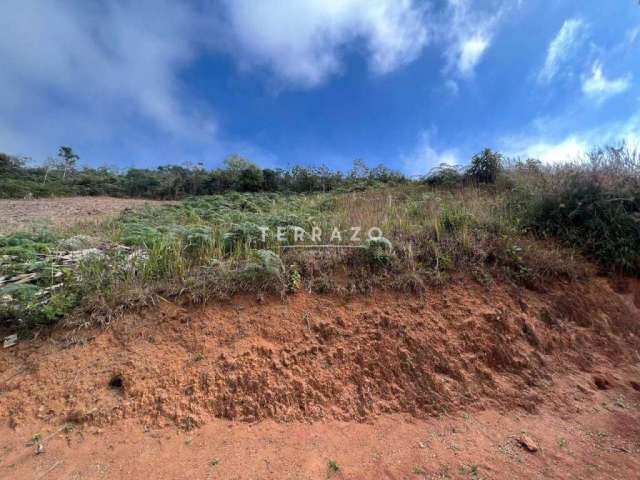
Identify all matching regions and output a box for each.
[1,144,638,331]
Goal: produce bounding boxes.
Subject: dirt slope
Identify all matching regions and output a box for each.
[1,276,640,479]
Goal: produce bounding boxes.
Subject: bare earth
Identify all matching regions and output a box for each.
[1,391,639,480]
[1,276,639,479]
[0,197,169,234]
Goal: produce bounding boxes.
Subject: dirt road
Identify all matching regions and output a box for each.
[1,389,639,480]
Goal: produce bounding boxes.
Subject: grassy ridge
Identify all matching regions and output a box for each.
[1,145,638,331]
[0,188,578,330]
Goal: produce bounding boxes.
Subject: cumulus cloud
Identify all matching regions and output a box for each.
[582,62,631,100]
[503,114,640,164]
[402,131,460,177]
[517,137,588,164]
[538,18,587,84]
[221,0,429,87]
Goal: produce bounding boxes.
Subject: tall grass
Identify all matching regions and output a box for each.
[510,145,640,274]
[2,144,638,330]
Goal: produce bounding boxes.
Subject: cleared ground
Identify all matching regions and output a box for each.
[0,197,169,234]
[1,276,639,479]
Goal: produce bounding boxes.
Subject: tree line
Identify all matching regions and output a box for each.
[0,148,407,199]
[1,146,517,199]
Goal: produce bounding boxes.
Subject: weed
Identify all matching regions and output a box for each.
[327,460,340,476]
[288,265,302,293]
[459,464,479,479]
[63,422,76,433]
[470,465,479,479]
[413,465,426,475]
[364,236,393,266]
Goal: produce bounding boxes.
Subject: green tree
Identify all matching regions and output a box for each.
[466,148,503,184]
[0,153,24,174]
[57,146,79,180]
[223,154,257,173]
[236,167,264,192]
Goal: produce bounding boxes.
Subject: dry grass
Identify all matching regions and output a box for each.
[0,178,611,330]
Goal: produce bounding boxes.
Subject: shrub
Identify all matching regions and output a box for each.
[364,237,393,266]
[466,149,503,184]
[518,145,640,274]
[423,164,463,187]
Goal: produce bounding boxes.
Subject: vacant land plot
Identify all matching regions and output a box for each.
[0,197,170,234]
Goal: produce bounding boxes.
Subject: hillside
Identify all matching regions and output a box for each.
[1,276,640,478]
[1,147,640,479]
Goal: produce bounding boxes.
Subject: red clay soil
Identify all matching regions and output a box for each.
[1,276,640,479]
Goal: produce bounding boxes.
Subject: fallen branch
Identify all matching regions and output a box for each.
[35,460,62,480]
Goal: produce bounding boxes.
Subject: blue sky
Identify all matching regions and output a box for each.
[0,0,638,175]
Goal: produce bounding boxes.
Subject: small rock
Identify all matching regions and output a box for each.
[3,334,18,349]
[36,443,45,455]
[518,434,538,453]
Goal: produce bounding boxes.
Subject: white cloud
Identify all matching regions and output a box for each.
[458,35,490,76]
[221,0,429,87]
[0,0,219,162]
[503,114,640,164]
[0,1,214,137]
[402,131,460,177]
[442,0,499,77]
[518,137,588,164]
[625,26,640,47]
[538,18,587,84]
[582,62,631,100]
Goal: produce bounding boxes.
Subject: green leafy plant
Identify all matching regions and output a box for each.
[288,265,302,293]
[327,460,340,476]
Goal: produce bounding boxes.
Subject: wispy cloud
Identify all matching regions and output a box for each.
[538,18,587,84]
[582,62,632,101]
[458,35,490,76]
[442,0,500,78]
[221,0,429,88]
[625,26,640,47]
[0,0,218,161]
[0,1,215,137]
